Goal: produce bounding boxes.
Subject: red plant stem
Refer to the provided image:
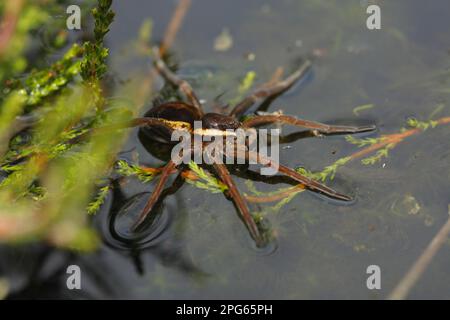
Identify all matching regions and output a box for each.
[159,0,191,56]
[137,0,192,105]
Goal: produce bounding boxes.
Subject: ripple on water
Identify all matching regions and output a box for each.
[103,192,172,250]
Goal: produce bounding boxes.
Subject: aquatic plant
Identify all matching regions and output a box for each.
[0,0,125,250]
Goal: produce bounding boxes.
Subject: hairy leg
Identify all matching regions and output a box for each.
[212,162,264,246]
[240,150,352,201]
[229,60,311,117]
[153,47,204,114]
[242,114,376,135]
[132,160,178,230]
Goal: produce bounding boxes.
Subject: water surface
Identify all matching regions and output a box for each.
[4,0,450,299]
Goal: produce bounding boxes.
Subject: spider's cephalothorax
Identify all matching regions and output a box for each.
[129,47,376,246]
[201,113,241,131]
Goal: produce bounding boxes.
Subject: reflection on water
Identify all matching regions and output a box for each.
[2,0,450,299]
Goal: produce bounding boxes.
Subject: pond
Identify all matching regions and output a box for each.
[2,0,450,299]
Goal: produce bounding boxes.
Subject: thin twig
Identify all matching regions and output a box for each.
[159,0,191,56]
[388,205,450,300]
[137,0,192,105]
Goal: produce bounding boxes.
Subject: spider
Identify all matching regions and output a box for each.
[121,47,376,246]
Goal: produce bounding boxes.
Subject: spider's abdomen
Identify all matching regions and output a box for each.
[145,102,202,124]
[141,102,202,143]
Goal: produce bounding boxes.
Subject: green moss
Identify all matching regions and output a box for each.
[116,160,158,183]
[0,0,122,249]
[187,161,228,193]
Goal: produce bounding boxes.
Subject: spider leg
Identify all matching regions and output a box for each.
[212,162,264,246]
[242,114,376,135]
[152,168,187,205]
[152,47,204,115]
[132,160,178,230]
[278,130,315,143]
[69,117,186,146]
[242,150,352,201]
[229,60,312,117]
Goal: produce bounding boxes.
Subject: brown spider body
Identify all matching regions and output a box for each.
[141,102,242,144]
[126,47,376,246]
[141,102,201,143]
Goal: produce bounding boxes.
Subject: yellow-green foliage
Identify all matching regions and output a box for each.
[116,160,158,183]
[229,70,257,106]
[406,117,438,130]
[0,0,125,250]
[186,161,228,193]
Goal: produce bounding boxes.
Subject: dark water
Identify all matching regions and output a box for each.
[3,0,450,299]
